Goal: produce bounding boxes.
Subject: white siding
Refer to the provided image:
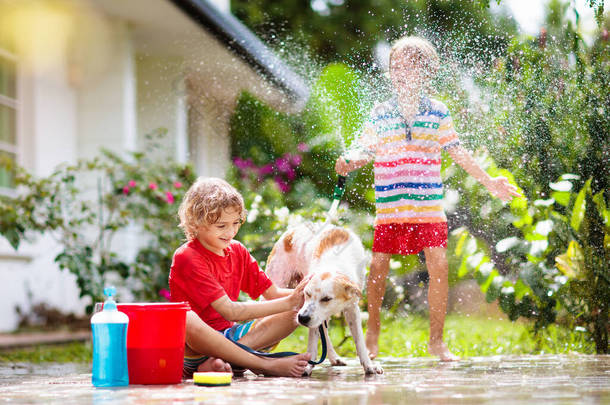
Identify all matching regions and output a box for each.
[76,19,136,160]
[136,55,187,162]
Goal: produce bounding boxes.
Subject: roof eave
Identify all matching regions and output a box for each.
[168,0,309,104]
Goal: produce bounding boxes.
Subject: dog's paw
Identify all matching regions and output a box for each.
[364,363,383,375]
[329,356,347,366]
[302,365,314,377]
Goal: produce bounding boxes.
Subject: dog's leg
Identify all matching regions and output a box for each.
[303,327,319,377]
[343,304,383,375]
[323,321,346,366]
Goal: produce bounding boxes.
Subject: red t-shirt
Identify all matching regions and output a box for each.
[169,239,272,331]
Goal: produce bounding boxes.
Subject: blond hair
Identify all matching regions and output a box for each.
[178,177,245,241]
[389,36,440,79]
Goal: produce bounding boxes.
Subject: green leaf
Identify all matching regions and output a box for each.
[592,190,609,227]
[550,191,571,207]
[534,198,555,207]
[559,174,580,181]
[549,181,573,192]
[534,220,554,236]
[485,275,504,302]
[480,267,500,293]
[570,179,590,232]
[4,229,21,250]
[513,279,531,300]
[496,236,520,253]
[510,196,528,211]
[457,255,469,278]
[454,229,469,256]
[466,252,485,270]
[555,240,584,280]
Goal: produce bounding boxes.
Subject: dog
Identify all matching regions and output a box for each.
[266,222,383,376]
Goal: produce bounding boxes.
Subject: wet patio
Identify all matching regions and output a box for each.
[1,355,609,404]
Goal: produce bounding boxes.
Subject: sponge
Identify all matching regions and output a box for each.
[193,372,232,387]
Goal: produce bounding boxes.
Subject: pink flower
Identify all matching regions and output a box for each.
[259,164,274,176]
[233,157,255,170]
[274,176,290,193]
[166,191,175,204]
[159,289,170,300]
[122,186,130,195]
[128,180,136,188]
[285,167,296,180]
[276,157,291,173]
[149,182,158,190]
[289,154,302,166]
[297,143,309,152]
[173,181,183,189]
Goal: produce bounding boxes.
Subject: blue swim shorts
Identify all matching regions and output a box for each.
[182,321,256,378]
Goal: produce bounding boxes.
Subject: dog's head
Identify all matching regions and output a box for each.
[297,271,362,328]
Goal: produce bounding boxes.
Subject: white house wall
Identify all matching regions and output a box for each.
[0,1,85,331]
[15,3,79,176]
[76,19,137,160]
[0,235,82,332]
[0,5,141,331]
[136,55,188,163]
[186,77,231,177]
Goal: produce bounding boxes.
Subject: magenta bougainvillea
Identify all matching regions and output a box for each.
[233,143,308,192]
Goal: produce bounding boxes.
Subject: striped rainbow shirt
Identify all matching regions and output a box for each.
[357,97,460,225]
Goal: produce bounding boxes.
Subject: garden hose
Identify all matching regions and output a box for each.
[327,175,347,222]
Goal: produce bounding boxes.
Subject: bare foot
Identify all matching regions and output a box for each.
[428,342,460,362]
[197,357,233,373]
[251,353,312,377]
[365,329,379,360]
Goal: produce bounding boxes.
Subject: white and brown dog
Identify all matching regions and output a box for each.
[266,222,383,376]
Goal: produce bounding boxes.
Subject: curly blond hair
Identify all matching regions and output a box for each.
[389,36,440,81]
[178,177,245,241]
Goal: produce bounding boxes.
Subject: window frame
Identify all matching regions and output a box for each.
[0,45,18,195]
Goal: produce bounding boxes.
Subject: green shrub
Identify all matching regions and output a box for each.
[0,130,196,311]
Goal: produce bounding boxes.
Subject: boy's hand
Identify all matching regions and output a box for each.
[335,152,373,175]
[487,176,522,202]
[335,157,351,176]
[289,274,312,310]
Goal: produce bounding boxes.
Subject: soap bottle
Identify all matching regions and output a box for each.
[91,286,129,387]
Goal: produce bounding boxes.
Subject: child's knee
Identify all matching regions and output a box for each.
[370,260,390,279]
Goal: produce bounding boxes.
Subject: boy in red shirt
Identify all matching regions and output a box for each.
[170,177,310,377]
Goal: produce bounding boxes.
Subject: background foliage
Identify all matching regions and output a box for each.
[228,1,609,353]
[232,0,518,67]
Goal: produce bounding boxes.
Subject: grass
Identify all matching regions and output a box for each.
[0,314,594,364]
[0,341,92,363]
[275,313,595,358]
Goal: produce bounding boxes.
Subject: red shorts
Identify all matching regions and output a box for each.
[372,222,448,255]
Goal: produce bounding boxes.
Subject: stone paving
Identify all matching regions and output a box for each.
[1,355,609,404]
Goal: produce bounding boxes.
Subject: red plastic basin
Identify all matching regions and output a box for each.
[117,302,190,385]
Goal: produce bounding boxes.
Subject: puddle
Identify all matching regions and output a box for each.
[1,355,609,404]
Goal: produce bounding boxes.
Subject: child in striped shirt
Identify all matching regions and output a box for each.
[335,36,520,361]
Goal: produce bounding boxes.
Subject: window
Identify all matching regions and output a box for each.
[0,33,17,191]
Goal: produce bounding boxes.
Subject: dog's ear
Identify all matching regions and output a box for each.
[334,274,362,300]
[287,272,303,289]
